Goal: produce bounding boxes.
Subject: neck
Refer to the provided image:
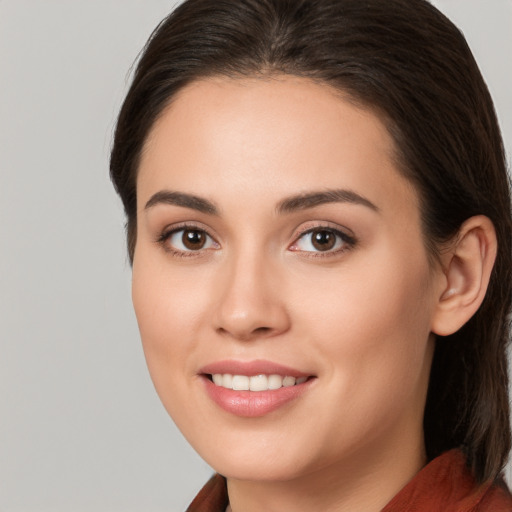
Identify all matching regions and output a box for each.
[226,432,426,512]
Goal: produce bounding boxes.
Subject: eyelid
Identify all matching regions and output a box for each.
[291,220,356,242]
[156,221,220,256]
[156,220,212,239]
[154,220,356,257]
[288,221,357,255]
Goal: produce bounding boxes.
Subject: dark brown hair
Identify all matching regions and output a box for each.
[110,0,512,482]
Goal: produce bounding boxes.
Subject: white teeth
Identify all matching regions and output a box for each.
[222,374,233,388]
[211,373,308,391]
[268,374,283,390]
[282,376,296,387]
[232,375,250,390]
[249,374,268,391]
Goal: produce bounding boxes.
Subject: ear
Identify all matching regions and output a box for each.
[431,215,497,336]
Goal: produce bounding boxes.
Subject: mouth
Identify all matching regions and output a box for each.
[207,373,309,391]
[199,360,316,417]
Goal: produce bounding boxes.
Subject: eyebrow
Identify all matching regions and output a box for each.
[144,188,379,216]
[144,190,219,215]
[276,189,379,214]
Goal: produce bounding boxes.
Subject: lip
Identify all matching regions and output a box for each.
[199,359,316,417]
[199,359,311,378]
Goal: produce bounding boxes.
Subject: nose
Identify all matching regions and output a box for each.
[212,251,291,342]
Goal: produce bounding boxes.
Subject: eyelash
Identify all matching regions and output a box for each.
[289,224,357,257]
[156,223,357,258]
[156,223,219,258]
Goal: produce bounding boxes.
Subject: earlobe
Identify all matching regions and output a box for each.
[431,215,497,336]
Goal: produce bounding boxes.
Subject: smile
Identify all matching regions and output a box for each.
[211,373,308,391]
[200,361,315,417]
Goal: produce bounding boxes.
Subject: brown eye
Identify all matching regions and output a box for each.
[290,226,354,254]
[182,229,207,250]
[162,227,218,253]
[311,229,336,251]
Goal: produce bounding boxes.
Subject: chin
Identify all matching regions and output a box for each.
[211,455,310,482]
[186,431,320,482]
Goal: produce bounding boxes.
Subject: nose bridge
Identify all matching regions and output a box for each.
[213,241,289,340]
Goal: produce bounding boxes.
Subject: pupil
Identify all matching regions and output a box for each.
[312,230,335,251]
[183,230,205,250]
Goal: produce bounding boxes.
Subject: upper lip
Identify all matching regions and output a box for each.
[199,359,313,378]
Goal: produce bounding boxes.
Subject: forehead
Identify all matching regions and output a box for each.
[137,76,418,219]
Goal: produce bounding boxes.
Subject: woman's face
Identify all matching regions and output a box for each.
[133,76,442,482]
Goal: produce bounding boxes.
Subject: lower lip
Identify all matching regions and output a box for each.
[202,376,314,417]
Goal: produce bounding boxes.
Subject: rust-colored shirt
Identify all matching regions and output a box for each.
[186,450,512,511]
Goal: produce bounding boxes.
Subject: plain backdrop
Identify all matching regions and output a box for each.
[0,1,511,510]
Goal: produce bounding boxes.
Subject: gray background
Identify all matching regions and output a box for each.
[0,1,510,510]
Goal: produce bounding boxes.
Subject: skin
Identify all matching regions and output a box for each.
[132,76,450,512]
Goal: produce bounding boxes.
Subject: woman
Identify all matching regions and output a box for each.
[110,0,512,510]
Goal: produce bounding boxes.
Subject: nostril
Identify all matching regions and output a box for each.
[254,326,272,334]
[216,325,275,341]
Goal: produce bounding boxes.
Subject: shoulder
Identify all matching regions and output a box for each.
[186,473,228,512]
[476,479,512,511]
[383,449,512,512]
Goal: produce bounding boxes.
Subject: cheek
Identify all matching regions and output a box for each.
[132,242,211,332]
[131,252,204,388]
[293,245,435,410]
